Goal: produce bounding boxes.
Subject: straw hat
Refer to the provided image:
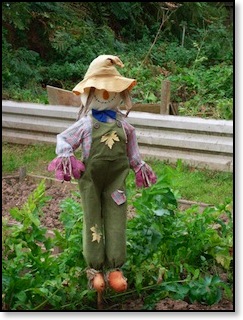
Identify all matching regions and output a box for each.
[72,55,136,95]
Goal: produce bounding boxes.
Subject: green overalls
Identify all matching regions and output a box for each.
[78,116,130,271]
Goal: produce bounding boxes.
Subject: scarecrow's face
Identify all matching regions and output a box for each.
[81,88,122,111]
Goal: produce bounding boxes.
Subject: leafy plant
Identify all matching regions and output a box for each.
[2,181,95,310]
[2,46,43,89]
[168,62,233,119]
[142,275,231,310]
[124,173,233,307]
[2,171,233,310]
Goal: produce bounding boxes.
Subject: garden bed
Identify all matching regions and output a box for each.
[2,175,233,311]
[2,173,215,228]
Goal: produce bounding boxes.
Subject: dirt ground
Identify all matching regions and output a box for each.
[2,176,234,311]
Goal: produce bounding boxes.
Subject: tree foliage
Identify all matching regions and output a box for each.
[2,2,233,119]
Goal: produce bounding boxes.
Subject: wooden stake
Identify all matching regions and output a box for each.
[97,291,103,310]
[160,80,171,114]
[19,166,27,181]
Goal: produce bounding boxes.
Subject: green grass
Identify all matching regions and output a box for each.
[2,142,56,176]
[148,159,233,205]
[2,142,233,205]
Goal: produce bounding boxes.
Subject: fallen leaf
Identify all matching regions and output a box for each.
[100,131,120,149]
[90,224,102,243]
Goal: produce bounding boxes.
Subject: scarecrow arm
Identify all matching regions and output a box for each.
[124,121,157,188]
[135,163,157,188]
[47,117,91,181]
[48,156,85,181]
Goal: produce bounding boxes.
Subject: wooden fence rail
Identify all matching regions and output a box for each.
[2,100,233,172]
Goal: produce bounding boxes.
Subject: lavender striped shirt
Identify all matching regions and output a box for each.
[55,115,144,172]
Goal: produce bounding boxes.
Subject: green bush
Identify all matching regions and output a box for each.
[125,176,233,308]
[2,46,43,89]
[168,63,233,119]
[151,41,198,68]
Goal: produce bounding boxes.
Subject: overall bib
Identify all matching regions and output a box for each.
[78,116,130,270]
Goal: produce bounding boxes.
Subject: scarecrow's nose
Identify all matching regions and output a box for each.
[103,90,109,100]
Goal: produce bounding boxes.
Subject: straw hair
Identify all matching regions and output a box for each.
[72,55,136,95]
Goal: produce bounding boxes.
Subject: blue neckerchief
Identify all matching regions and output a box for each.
[92,109,117,122]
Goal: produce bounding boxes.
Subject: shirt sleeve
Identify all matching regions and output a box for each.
[55,116,92,158]
[122,120,145,172]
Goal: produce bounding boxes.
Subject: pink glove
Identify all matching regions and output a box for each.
[70,156,85,179]
[48,156,85,181]
[135,163,157,188]
[48,157,67,181]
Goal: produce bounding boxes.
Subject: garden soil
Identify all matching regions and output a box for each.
[2,176,234,311]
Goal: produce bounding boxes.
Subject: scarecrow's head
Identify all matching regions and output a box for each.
[73,55,136,117]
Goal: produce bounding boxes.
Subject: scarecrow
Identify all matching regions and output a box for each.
[48,55,157,294]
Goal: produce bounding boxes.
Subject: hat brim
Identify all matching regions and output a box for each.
[73,75,136,95]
